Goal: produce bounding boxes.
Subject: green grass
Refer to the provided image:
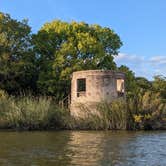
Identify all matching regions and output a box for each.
[71,99,127,130]
[0,89,165,130]
[0,92,71,130]
[127,90,166,130]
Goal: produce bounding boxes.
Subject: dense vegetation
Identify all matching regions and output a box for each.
[0,12,165,130]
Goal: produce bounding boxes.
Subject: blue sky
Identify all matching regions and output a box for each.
[0,0,166,80]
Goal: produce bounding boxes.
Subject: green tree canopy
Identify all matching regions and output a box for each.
[152,75,166,99]
[0,12,36,94]
[135,77,152,90]
[33,20,122,100]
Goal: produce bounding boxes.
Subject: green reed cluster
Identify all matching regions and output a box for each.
[0,89,165,130]
[0,91,71,130]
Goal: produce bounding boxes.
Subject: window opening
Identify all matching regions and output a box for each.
[117,79,125,97]
[77,78,86,97]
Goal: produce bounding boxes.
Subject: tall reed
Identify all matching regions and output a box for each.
[126,90,166,130]
[0,89,165,130]
[72,99,127,130]
[0,92,71,130]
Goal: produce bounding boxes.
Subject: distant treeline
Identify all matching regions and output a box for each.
[0,12,165,100]
[0,12,166,130]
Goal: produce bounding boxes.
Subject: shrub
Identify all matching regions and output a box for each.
[128,90,166,130]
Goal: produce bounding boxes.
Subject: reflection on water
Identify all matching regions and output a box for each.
[0,131,165,166]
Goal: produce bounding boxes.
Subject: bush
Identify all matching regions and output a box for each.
[127,90,166,130]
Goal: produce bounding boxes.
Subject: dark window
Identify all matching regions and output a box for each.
[117,91,124,97]
[77,78,86,92]
[77,78,86,97]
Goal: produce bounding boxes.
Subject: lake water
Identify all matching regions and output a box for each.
[0,131,165,166]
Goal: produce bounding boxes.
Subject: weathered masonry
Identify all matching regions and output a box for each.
[70,70,125,116]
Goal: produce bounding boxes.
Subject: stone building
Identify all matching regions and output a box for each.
[70,70,125,117]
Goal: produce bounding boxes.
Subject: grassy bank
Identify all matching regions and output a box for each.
[0,90,72,130]
[0,90,165,130]
[71,91,166,130]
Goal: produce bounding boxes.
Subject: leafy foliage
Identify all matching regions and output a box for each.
[152,75,166,100]
[0,12,165,130]
[129,90,166,130]
[0,12,36,94]
[33,20,122,100]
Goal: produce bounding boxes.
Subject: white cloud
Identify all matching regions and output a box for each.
[149,56,166,65]
[114,53,166,80]
[115,53,144,63]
